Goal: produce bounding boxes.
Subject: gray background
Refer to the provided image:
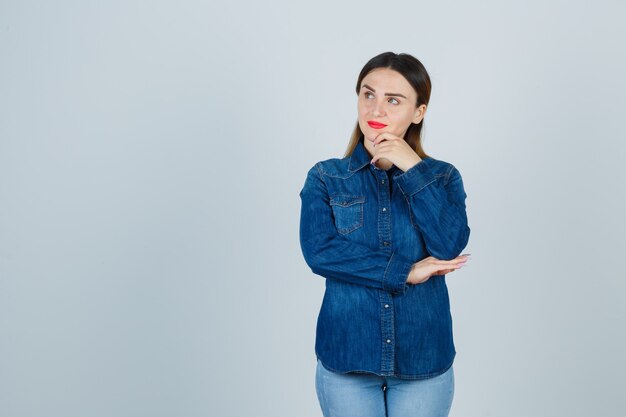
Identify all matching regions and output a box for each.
[1,1,625,416]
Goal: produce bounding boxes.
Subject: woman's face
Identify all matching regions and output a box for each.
[357,68,426,145]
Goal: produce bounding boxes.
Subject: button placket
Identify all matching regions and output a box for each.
[375,167,396,374]
[379,291,395,373]
[377,169,393,250]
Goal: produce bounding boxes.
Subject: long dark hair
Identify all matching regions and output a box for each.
[344,52,432,159]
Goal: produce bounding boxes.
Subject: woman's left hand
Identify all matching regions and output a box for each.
[371,133,422,172]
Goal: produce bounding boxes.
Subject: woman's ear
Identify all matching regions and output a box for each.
[413,104,427,124]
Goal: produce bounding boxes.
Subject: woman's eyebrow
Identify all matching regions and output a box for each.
[362,84,407,99]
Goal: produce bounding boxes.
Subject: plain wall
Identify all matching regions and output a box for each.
[1,1,625,416]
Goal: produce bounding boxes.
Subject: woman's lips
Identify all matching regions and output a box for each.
[367,121,387,129]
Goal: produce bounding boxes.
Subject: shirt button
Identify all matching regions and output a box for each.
[383,241,390,246]
[382,179,385,184]
[382,207,386,212]
[386,339,391,343]
[384,304,389,308]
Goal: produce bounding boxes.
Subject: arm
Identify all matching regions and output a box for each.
[395,160,471,261]
[299,164,413,295]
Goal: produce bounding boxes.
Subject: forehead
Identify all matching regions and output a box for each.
[361,68,415,97]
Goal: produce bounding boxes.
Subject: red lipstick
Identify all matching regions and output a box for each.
[367,121,387,129]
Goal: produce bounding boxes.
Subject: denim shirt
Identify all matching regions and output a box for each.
[299,138,470,379]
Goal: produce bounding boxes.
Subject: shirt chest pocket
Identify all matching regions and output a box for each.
[329,195,365,234]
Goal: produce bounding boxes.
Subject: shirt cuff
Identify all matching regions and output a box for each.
[395,158,437,196]
[383,252,413,295]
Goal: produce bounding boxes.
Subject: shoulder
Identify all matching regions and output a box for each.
[421,155,454,174]
[300,156,351,197]
[308,155,354,179]
[421,156,465,184]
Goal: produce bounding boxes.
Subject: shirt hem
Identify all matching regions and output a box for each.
[315,351,456,380]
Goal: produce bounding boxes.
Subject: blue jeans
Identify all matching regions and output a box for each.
[315,359,454,417]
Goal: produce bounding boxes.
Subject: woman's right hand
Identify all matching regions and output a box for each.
[406,254,470,285]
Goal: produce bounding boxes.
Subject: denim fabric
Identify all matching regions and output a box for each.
[299,138,470,379]
[315,358,454,417]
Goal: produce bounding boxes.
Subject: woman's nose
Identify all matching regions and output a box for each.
[372,101,385,117]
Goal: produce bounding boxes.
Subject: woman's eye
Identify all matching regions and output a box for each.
[364,92,399,105]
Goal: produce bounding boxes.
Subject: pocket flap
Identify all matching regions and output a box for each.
[330,195,366,207]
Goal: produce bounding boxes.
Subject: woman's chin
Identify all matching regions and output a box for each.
[363,130,379,142]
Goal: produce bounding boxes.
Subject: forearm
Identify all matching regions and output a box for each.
[300,232,413,294]
[396,161,471,260]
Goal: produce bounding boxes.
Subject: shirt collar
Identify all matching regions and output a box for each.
[348,139,372,172]
[348,138,402,175]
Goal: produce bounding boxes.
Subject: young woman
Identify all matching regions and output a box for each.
[299,52,471,417]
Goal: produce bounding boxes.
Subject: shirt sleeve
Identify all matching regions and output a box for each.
[395,159,471,261]
[299,163,413,295]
